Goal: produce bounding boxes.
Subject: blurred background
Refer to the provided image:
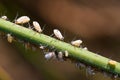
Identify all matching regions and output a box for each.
[0,0,120,80]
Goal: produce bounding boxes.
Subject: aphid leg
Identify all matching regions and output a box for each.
[42,24,47,32]
[24,42,31,49]
[12,12,19,23]
[86,66,95,76]
[50,33,54,37]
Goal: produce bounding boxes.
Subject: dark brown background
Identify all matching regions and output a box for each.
[0,0,120,80]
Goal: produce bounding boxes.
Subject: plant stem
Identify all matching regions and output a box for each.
[0,19,120,76]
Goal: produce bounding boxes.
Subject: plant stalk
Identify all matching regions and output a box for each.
[0,19,120,76]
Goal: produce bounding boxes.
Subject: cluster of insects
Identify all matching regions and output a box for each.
[1,15,84,61]
[0,15,119,79]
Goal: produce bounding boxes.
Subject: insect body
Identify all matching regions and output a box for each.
[1,16,7,20]
[33,21,42,33]
[108,60,117,66]
[15,16,30,24]
[45,52,56,60]
[7,34,13,43]
[83,47,88,50]
[53,29,64,40]
[71,40,82,47]
[58,52,63,60]
[64,50,69,57]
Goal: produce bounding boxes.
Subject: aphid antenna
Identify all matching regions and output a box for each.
[62,29,66,40]
[42,24,47,32]
[12,12,19,23]
[50,48,57,52]
[71,36,77,42]
[27,22,32,29]
[50,33,54,37]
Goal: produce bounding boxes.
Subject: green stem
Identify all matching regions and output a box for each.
[0,19,120,76]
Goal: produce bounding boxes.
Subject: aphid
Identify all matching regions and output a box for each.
[86,66,95,75]
[7,34,13,43]
[15,16,30,24]
[1,16,7,20]
[76,62,86,69]
[53,29,64,40]
[83,47,88,50]
[33,21,42,33]
[71,40,82,47]
[39,45,45,49]
[45,52,56,60]
[108,60,117,66]
[64,50,69,57]
[114,74,118,79]
[58,52,63,61]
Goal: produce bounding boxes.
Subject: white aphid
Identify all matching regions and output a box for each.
[15,16,30,24]
[58,52,63,60]
[86,66,95,75]
[64,50,69,57]
[1,16,7,20]
[39,45,45,49]
[45,52,56,60]
[71,40,82,47]
[83,47,88,50]
[53,29,64,40]
[33,21,42,33]
[7,34,13,43]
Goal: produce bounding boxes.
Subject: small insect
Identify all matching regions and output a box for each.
[15,16,30,24]
[114,74,118,79]
[108,60,117,66]
[45,52,56,60]
[83,47,88,50]
[1,16,7,20]
[76,62,86,69]
[58,52,63,61]
[7,34,13,43]
[64,50,69,57]
[33,21,42,33]
[71,40,82,47]
[39,45,45,49]
[86,66,95,75]
[53,29,64,40]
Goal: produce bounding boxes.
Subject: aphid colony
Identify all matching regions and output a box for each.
[2,15,85,60]
[1,16,119,79]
